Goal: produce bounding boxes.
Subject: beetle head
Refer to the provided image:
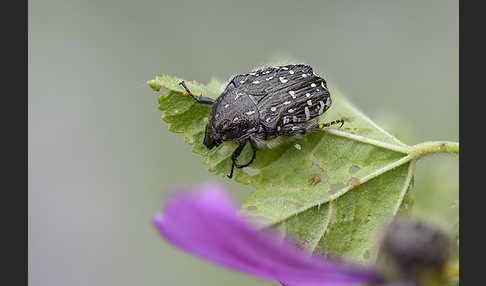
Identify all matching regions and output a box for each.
[203,124,222,150]
[203,120,244,150]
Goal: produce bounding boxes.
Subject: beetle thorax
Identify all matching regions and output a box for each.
[207,89,259,145]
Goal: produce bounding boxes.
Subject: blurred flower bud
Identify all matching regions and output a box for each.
[379,217,451,286]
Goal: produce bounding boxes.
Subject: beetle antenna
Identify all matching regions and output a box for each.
[179,81,216,105]
[179,81,197,100]
[317,119,344,129]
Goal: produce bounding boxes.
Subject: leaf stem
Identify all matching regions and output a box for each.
[325,129,459,161]
[324,129,411,154]
[409,141,459,160]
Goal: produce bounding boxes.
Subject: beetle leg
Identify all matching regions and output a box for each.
[227,141,258,178]
[278,119,344,136]
[235,140,257,169]
[179,81,215,105]
[227,142,246,179]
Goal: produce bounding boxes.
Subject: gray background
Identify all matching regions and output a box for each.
[29,0,458,285]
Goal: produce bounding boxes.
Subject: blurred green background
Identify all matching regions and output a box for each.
[29,0,458,285]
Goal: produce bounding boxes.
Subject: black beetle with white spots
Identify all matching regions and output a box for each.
[179,64,344,178]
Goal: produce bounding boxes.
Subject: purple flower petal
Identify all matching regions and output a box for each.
[153,182,383,286]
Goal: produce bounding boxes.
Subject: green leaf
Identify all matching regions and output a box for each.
[148,74,457,263]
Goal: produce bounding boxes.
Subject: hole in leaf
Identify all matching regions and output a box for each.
[309,174,321,185]
[294,143,302,150]
[347,177,360,187]
[330,183,345,194]
[308,152,328,181]
[311,166,328,181]
[349,165,360,174]
[243,167,261,176]
[246,205,257,211]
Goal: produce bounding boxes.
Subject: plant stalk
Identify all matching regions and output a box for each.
[409,141,459,160]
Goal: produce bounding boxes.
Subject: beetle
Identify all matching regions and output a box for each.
[179,64,343,178]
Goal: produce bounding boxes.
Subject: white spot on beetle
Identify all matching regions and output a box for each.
[283,117,290,124]
[279,77,288,83]
[271,107,277,112]
[249,72,256,75]
[283,101,291,105]
[282,67,289,70]
[316,88,320,92]
[246,110,256,115]
[224,104,230,108]
[288,90,296,98]
[233,117,239,123]
[293,116,298,122]
[305,106,310,120]
[318,101,325,114]
[239,80,245,84]
[307,100,312,106]
[289,70,294,75]
[288,108,294,113]
[321,82,326,88]
[306,93,311,97]
[266,76,273,81]
[252,80,260,84]
[277,126,281,131]
[311,83,317,88]
[302,74,307,78]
